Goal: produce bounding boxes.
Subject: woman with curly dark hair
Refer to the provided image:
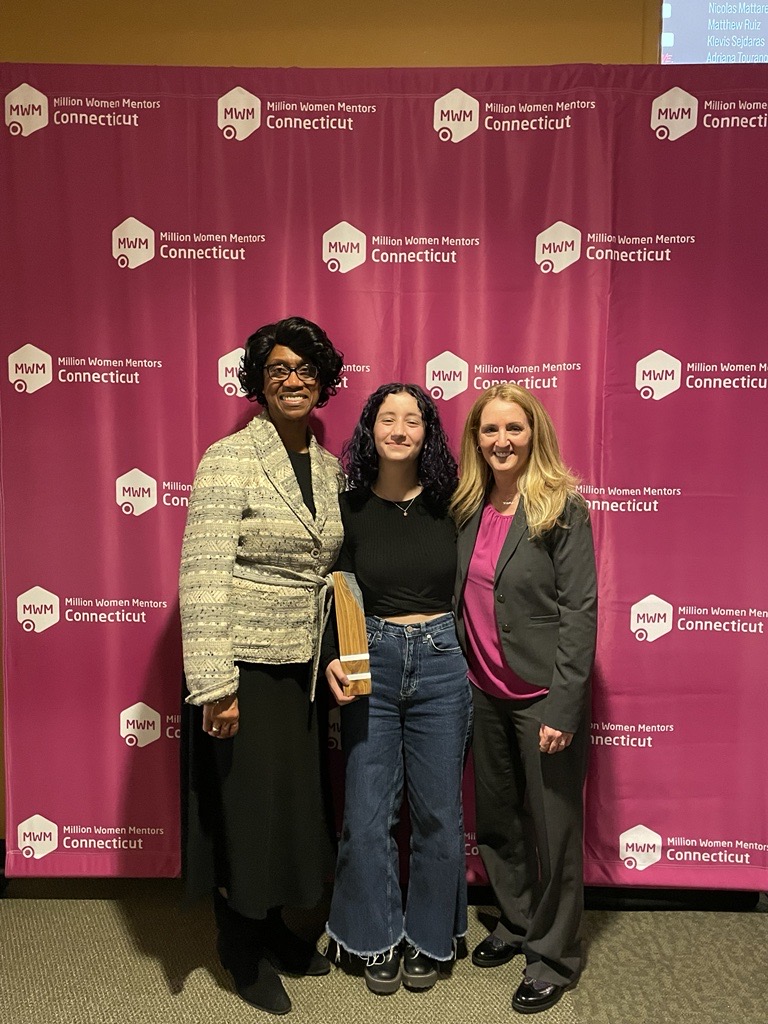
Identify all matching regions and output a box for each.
[181,316,345,1016]
[322,383,472,997]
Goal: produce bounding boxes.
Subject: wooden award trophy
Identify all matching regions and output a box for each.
[332,571,372,695]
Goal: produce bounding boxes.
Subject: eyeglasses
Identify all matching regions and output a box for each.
[265,362,320,383]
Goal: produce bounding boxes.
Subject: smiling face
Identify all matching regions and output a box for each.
[373,391,425,466]
[262,344,321,428]
[477,398,532,483]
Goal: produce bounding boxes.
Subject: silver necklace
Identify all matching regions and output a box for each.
[496,493,519,512]
[393,495,418,517]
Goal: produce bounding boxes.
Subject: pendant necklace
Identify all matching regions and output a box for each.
[393,495,418,517]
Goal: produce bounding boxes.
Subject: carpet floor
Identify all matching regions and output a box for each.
[1,879,766,1024]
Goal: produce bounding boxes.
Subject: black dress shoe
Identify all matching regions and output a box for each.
[472,934,521,968]
[364,947,402,994]
[402,944,438,991]
[511,976,565,1014]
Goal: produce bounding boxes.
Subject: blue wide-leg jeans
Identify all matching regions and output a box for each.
[327,613,472,961]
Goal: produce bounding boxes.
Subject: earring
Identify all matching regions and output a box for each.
[476,445,481,452]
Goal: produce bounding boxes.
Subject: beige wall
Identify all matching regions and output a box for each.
[3,0,660,66]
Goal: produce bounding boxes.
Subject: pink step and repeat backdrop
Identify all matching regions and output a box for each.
[2,62,768,888]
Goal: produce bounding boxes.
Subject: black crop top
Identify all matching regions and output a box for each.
[332,488,457,617]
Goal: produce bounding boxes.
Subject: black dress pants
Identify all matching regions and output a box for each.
[472,687,589,987]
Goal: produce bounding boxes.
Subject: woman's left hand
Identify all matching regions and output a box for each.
[539,724,573,754]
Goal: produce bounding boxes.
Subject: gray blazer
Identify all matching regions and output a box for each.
[455,497,597,734]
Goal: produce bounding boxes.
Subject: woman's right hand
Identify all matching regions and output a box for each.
[203,694,240,738]
[326,659,358,705]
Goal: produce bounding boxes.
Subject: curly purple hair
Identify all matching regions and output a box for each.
[343,383,458,512]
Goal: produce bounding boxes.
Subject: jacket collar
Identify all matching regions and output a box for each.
[247,412,336,538]
[458,496,528,584]
[494,500,528,584]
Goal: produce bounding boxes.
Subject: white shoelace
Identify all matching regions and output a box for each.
[366,948,397,967]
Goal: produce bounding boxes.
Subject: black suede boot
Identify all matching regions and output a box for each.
[260,906,331,976]
[212,891,291,1015]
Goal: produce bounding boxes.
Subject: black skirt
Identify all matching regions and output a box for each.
[183,661,335,920]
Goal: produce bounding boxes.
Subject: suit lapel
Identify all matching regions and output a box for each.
[308,435,336,536]
[494,501,528,584]
[249,413,318,538]
[457,504,483,587]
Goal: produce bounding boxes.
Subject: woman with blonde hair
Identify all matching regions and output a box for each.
[452,383,597,1015]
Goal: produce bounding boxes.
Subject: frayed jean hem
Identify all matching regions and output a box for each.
[403,930,463,963]
[325,923,405,961]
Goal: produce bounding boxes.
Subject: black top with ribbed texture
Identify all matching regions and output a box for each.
[333,488,457,617]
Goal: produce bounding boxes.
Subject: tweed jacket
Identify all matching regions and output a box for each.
[455,497,597,734]
[180,412,344,705]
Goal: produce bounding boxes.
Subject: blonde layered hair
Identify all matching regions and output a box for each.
[450,383,586,536]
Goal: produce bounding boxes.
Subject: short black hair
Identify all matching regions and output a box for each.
[238,316,344,407]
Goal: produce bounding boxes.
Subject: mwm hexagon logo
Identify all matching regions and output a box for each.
[535,222,582,274]
[426,350,469,401]
[8,344,53,394]
[112,217,155,269]
[17,586,60,633]
[218,348,246,396]
[120,702,161,747]
[630,594,674,643]
[5,83,48,137]
[218,87,261,141]
[116,469,158,516]
[17,814,59,860]
[651,87,698,141]
[322,221,367,274]
[620,824,663,871]
[433,89,480,143]
[635,350,682,401]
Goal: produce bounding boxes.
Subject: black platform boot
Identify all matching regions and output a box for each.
[212,891,291,1015]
